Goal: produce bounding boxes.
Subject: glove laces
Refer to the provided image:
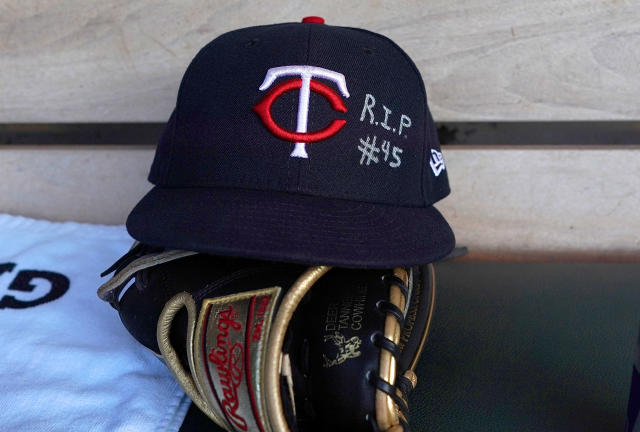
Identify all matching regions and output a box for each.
[368,274,418,432]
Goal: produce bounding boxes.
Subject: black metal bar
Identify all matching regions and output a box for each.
[0,122,638,146]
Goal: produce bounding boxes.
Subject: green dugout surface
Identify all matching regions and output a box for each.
[412,261,640,431]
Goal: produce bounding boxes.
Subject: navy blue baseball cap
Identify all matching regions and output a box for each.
[127,17,455,268]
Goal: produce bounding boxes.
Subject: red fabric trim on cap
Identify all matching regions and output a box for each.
[302,16,325,24]
[253,78,347,143]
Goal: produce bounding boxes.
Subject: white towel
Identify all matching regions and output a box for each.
[0,214,189,432]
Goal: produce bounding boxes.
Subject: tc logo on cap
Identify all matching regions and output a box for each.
[253,65,350,158]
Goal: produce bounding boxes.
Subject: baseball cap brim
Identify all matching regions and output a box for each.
[126,187,455,268]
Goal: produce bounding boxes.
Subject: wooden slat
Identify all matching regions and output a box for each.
[0,145,638,256]
[1,0,639,122]
[449,248,640,263]
[0,146,153,225]
[437,147,640,255]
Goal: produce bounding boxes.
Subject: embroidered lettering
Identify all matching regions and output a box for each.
[251,296,270,342]
[208,306,248,431]
[253,65,350,158]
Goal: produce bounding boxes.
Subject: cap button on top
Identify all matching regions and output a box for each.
[302,16,325,24]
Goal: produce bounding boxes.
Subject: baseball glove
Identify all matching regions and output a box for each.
[98,244,436,432]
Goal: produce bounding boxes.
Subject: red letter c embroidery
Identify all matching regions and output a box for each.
[252,66,350,158]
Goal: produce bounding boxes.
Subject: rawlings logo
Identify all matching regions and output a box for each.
[208,305,248,431]
[253,65,350,159]
[322,331,362,368]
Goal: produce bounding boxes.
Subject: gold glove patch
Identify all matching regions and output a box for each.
[194,287,281,432]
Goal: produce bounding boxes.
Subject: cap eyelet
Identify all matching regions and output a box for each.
[363,47,374,55]
[245,38,260,47]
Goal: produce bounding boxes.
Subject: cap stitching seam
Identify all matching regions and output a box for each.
[295,23,313,190]
[164,109,178,183]
[164,44,204,184]
[162,24,292,184]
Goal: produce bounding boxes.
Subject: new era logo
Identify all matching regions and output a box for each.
[430,149,446,176]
